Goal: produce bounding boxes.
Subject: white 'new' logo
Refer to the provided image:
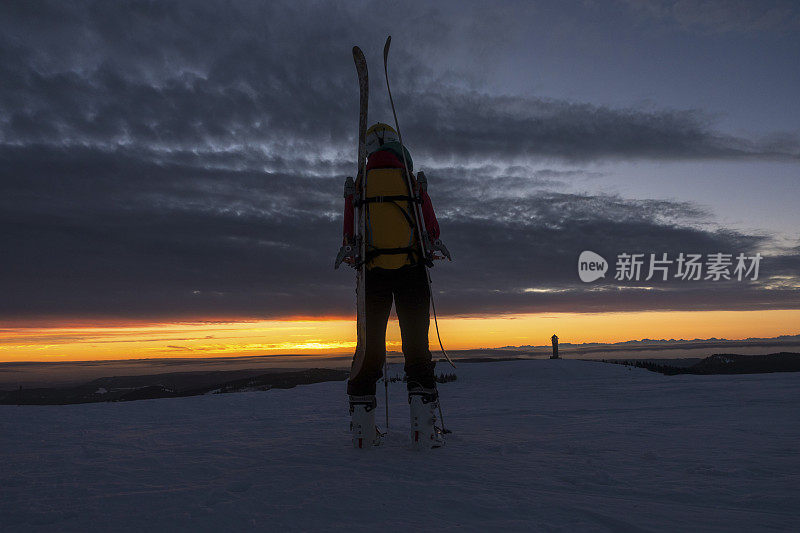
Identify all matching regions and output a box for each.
[578,251,608,282]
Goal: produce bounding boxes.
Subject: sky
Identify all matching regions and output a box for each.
[1,0,799,361]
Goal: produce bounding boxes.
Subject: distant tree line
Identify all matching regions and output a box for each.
[603,352,800,376]
[602,359,684,375]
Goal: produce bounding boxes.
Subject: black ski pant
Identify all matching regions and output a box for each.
[347,264,436,396]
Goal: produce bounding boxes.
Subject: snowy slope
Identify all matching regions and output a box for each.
[2,360,799,532]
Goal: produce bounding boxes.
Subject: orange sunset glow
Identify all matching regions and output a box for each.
[2,309,799,362]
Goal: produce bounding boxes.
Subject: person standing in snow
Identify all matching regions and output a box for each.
[342,122,445,448]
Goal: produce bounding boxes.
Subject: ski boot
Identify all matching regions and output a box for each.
[408,386,445,449]
[349,395,383,449]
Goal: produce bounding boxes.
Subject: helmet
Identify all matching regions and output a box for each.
[365,123,398,155]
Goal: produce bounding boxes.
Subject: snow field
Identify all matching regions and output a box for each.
[1,359,799,531]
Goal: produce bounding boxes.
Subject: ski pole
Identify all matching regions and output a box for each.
[437,401,451,434]
[383,35,456,370]
[384,359,389,429]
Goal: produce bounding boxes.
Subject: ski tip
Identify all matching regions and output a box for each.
[352,46,364,59]
[383,35,391,58]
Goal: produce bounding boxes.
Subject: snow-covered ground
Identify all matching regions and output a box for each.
[2,360,799,531]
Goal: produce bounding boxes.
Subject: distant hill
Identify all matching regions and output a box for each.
[501,334,800,351]
[613,352,800,375]
[0,368,349,405]
[688,353,800,375]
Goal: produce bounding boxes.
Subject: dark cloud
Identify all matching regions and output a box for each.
[2,1,798,162]
[1,1,798,322]
[2,143,798,320]
[621,0,800,35]
[403,92,800,162]
[1,143,344,320]
[426,177,800,315]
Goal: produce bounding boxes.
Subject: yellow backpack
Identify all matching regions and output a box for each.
[360,167,420,270]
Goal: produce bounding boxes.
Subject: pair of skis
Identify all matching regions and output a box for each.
[336,36,455,367]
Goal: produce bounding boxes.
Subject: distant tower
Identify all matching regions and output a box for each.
[551,334,559,359]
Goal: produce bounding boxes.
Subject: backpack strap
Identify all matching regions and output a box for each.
[364,245,419,265]
[354,194,421,207]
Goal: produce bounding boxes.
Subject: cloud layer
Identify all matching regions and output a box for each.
[1,1,798,322]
